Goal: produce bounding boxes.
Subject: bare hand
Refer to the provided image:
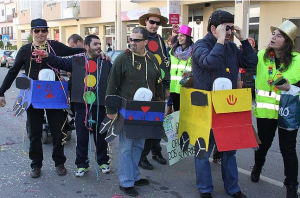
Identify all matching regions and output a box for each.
[100,52,112,62]
[34,49,49,58]
[216,24,227,43]
[107,113,117,120]
[233,25,246,41]
[276,79,290,91]
[0,96,6,107]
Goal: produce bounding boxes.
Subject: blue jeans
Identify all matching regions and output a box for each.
[118,129,145,187]
[195,132,240,195]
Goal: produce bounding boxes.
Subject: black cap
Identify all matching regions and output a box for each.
[31,18,49,29]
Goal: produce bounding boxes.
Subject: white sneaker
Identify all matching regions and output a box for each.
[75,168,88,177]
[99,164,110,174]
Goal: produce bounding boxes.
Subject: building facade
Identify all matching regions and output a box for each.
[11,0,300,52]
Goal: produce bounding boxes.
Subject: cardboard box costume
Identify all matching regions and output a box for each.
[178,81,258,159]
[13,75,68,116]
[100,95,165,142]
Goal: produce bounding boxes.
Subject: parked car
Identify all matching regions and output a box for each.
[107,50,123,64]
[0,50,14,67]
[6,50,18,68]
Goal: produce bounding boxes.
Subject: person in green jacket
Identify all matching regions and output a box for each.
[251,20,300,198]
[169,24,193,111]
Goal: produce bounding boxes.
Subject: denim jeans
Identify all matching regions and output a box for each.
[118,129,145,187]
[195,132,240,195]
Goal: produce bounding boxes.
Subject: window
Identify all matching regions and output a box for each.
[12,8,15,14]
[2,10,4,16]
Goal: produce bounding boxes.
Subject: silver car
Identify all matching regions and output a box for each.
[6,50,18,68]
[0,50,13,67]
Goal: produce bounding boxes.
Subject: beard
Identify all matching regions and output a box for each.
[88,48,101,58]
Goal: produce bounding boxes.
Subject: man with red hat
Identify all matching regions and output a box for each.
[138,7,169,170]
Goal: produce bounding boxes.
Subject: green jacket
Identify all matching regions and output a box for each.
[253,49,300,119]
[169,50,192,94]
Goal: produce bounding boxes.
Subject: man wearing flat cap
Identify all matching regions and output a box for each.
[138,7,169,170]
[0,18,84,178]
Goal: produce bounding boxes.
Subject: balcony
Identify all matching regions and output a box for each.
[62,6,79,19]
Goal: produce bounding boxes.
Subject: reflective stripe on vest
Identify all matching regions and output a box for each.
[170,64,192,71]
[256,102,279,111]
[171,76,182,80]
[256,90,281,101]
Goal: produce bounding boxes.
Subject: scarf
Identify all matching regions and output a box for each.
[174,45,192,60]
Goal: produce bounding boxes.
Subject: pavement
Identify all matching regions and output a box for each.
[0,67,299,198]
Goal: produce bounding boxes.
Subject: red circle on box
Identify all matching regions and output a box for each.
[148,40,159,52]
[85,60,97,73]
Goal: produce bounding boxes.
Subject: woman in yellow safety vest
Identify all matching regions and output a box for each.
[251,20,300,198]
[169,25,193,111]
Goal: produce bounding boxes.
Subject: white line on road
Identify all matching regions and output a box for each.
[161,142,300,193]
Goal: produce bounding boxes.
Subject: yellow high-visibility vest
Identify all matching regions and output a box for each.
[254,49,300,119]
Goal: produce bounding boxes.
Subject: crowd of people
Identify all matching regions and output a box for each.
[0,7,299,198]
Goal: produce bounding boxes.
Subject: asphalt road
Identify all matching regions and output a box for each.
[0,67,299,198]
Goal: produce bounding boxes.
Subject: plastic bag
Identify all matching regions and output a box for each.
[278,85,300,130]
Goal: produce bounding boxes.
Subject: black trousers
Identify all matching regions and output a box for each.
[140,139,162,161]
[170,93,180,111]
[27,106,66,169]
[255,118,299,186]
[74,103,109,168]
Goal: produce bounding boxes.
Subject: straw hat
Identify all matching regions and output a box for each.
[139,7,168,27]
[270,20,299,45]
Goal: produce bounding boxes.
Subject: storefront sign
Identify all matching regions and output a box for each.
[169,14,180,25]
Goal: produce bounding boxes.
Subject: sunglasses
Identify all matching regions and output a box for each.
[148,20,161,26]
[33,29,48,34]
[129,38,145,43]
[226,25,234,31]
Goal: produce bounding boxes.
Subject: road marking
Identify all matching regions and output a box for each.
[161,142,300,193]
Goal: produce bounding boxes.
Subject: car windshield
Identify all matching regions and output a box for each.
[4,51,13,56]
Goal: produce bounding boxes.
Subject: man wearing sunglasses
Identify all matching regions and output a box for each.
[106,27,164,197]
[192,10,257,198]
[138,7,169,171]
[0,18,85,178]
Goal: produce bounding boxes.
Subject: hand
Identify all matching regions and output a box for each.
[34,49,49,58]
[100,52,112,62]
[276,79,290,91]
[215,24,227,44]
[107,113,117,120]
[233,25,246,41]
[165,89,170,99]
[0,96,6,107]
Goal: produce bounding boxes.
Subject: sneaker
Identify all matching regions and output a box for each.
[134,178,150,186]
[232,191,247,198]
[56,164,67,176]
[100,164,110,174]
[75,168,88,177]
[30,168,41,178]
[119,186,139,197]
[200,193,212,198]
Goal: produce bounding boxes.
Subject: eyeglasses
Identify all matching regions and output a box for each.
[33,29,48,34]
[148,20,161,26]
[226,25,234,31]
[129,38,145,43]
